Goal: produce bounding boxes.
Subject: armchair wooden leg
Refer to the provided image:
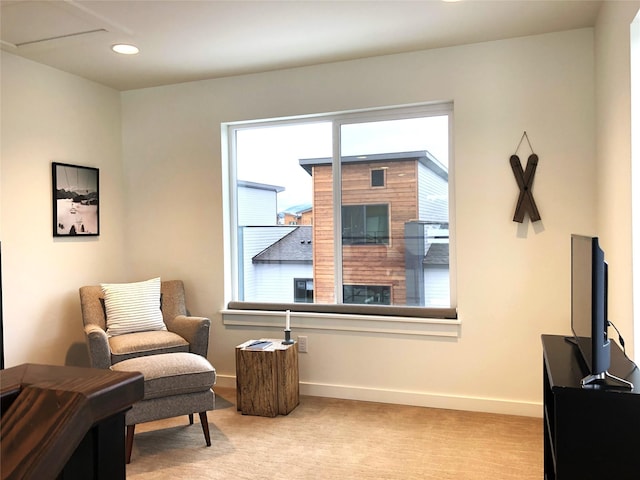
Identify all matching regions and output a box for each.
[199,412,211,447]
[126,425,135,464]
[189,413,194,424]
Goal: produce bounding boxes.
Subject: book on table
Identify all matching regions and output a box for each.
[244,340,273,351]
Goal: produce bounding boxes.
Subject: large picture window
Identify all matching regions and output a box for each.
[227,103,454,314]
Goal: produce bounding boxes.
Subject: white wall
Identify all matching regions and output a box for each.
[120,28,596,416]
[595,1,640,359]
[632,10,640,360]
[0,53,127,366]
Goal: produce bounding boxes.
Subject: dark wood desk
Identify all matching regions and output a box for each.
[542,334,640,480]
[1,363,144,480]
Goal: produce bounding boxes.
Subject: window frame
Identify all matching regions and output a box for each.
[223,102,457,326]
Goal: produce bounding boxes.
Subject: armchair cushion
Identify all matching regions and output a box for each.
[101,277,167,336]
[109,331,189,364]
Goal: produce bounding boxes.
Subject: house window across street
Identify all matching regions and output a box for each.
[342,204,389,245]
[371,168,386,187]
[343,285,391,305]
[294,278,314,303]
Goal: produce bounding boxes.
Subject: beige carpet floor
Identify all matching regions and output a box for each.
[126,387,542,480]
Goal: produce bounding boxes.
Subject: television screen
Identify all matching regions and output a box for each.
[571,234,610,381]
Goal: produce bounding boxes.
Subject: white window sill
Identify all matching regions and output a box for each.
[221,309,461,338]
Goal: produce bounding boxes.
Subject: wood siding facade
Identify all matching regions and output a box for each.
[312,159,419,304]
[311,164,336,303]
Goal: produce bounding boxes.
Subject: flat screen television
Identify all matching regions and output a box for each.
[570,235,633,388]
[570,234,610,385]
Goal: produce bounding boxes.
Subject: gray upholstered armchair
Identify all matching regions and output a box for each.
[79,279,210,369]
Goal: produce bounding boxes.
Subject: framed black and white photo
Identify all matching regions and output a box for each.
[52,162,99,237]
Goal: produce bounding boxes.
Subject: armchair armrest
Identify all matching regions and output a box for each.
[84,324,111,369]
[166,315,211,357]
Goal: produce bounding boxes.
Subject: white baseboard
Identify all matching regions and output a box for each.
[215,374,542,418]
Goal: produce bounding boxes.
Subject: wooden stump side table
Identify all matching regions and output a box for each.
[235,339,299,417]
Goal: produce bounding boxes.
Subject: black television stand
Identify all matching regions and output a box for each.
[581,370,634,389]
[542,334,640,479]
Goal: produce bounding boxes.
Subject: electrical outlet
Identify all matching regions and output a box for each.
[297,335,308,353]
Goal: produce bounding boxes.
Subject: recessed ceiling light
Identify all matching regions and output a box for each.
[111,44,139,55]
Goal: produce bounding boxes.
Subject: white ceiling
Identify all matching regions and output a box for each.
[0,0,603,91]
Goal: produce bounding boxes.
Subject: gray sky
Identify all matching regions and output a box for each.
[55,164,98,193]
[236,115,449,211]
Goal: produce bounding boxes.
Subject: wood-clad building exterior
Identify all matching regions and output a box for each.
[300,151,448,305]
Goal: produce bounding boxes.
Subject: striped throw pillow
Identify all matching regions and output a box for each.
[101,277,167,337]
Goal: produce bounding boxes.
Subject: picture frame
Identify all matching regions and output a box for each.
[52,162,100,237]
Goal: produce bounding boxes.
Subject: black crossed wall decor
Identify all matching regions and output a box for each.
[510,131,541,223]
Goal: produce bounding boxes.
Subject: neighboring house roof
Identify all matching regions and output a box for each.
[280,203,313,215]
[252,226,313,264]
[238,179,285,193]
[299,150,447,180]
[424,243,449,266]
